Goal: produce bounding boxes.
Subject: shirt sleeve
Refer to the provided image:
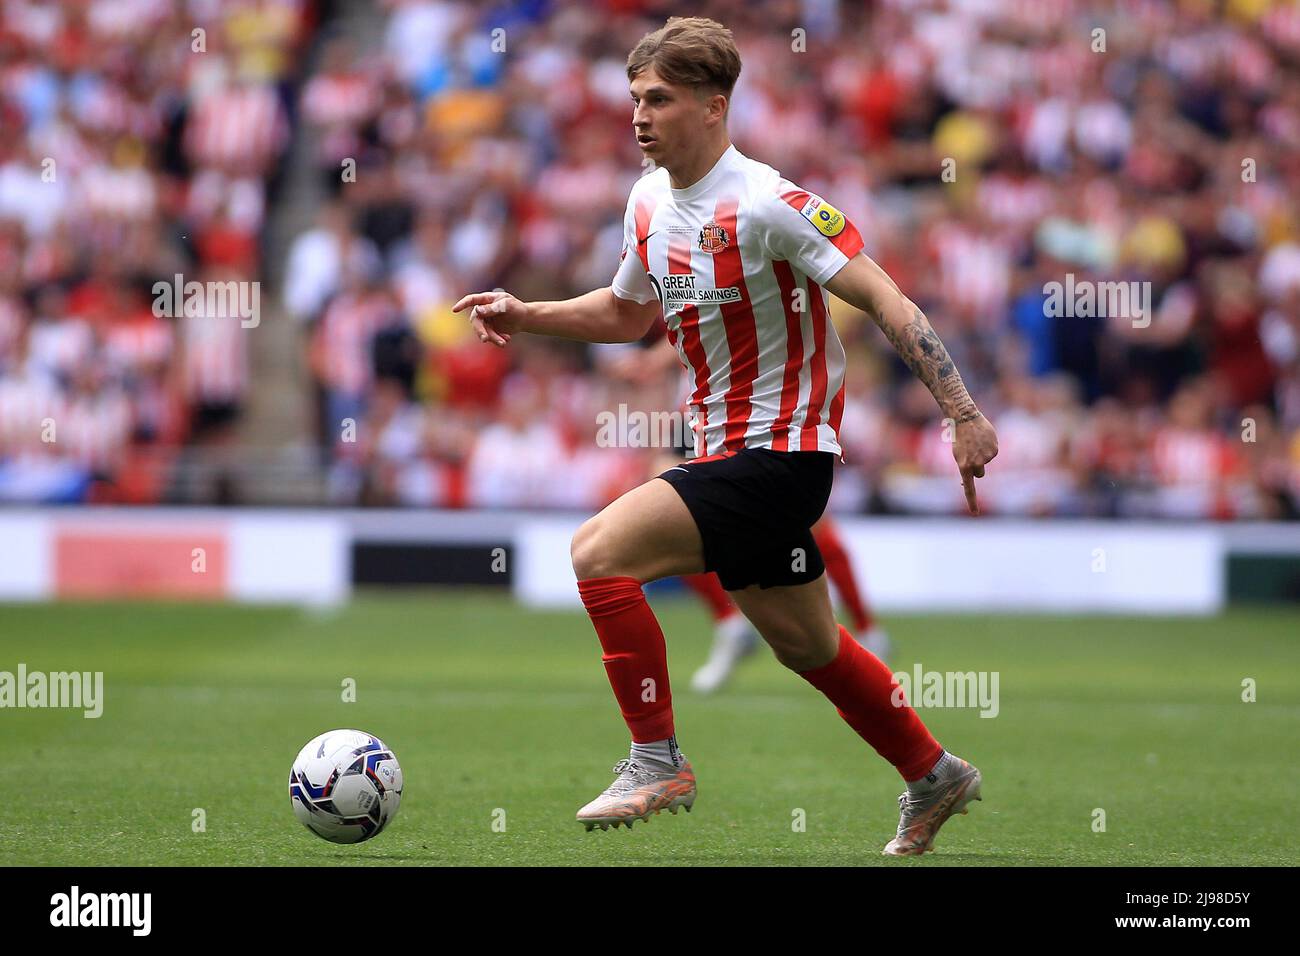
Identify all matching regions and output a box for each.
[754,183,865,286]
[611,191,657,305]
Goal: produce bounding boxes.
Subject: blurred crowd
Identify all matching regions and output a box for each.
[0,0,311,501]
[4,0,1299,518]
[292,0,1299,518]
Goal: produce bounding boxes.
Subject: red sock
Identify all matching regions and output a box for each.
[577,576,675,743]
[799,626,942,781]
[680,572,736,622]
[814,520,873,631]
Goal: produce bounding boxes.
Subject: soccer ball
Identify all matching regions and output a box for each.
[289,729,403,844]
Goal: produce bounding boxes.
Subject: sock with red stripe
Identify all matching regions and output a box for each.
[814,520,873,631]
[680,572,737,623]
[798,625,942,780]
[577,576,675,744]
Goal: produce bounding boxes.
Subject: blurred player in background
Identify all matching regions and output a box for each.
[455,17,997,855]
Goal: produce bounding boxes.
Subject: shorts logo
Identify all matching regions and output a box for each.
[799,195,846,237]
[698,220,730,254]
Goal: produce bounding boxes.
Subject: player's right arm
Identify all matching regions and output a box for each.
[454,183,664,346]
[452,287,660,346]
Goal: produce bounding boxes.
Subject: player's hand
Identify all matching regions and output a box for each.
[451,290,527,347]
[952,415,998,515]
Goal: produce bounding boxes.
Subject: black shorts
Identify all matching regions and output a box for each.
[658,448,835,591]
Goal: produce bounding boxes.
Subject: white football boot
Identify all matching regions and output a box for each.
[690,612,761,693]
[883,753,982,856]
[576,757,697,830]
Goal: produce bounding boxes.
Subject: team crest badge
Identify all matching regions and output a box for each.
[698,220,730,254]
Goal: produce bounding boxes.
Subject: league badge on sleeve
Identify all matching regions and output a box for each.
[799,195,846,237]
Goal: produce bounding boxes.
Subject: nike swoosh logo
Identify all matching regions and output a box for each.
[665,466,689,475]
[638,231,658,246]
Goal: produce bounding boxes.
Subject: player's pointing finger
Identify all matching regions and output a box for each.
[961,468,980,516]
[452,292,495,313]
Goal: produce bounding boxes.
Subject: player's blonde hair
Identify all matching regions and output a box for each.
[626,17,742,105]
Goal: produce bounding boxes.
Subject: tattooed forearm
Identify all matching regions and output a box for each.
[874,306,981,423]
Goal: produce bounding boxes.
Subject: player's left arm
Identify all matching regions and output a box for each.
[825,253,998,514]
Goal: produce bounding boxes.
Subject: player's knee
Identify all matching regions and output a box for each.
[755,622,804,667]
[762,622,837,672]
[770,642,826,672]
[570,518,620,580]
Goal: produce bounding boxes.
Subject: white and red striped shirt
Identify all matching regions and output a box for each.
[611,145,862,458]
[181,311,248,405]
[185,84,288,172]
[314,291,397,397]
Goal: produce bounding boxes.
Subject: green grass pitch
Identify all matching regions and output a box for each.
[1,592,1296,866]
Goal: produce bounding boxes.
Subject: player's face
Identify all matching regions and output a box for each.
[629,67,710,163]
